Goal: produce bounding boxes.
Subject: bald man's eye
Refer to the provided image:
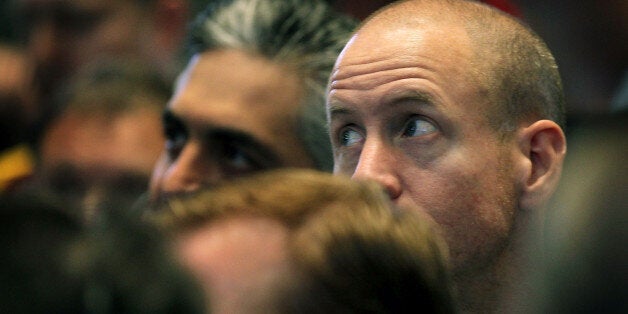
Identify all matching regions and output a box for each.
[402,117,436,137]
[339,127,363,147]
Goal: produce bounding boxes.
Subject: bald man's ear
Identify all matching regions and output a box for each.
[515,120,566,211]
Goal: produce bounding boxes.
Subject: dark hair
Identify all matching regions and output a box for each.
[74,207,206,314]
[0,193,83,313]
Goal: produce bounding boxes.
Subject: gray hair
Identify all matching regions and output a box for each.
[186,0,358,171]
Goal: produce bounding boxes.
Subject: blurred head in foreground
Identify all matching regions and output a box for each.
[0,192,205,313]
[152,169,455,313]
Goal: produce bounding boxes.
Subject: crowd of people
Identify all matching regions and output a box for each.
[1,0,625,313]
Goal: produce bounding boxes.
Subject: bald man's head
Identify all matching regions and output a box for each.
[348,0,564,134]
[328,2,567,311]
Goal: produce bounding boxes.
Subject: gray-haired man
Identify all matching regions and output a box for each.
[149,0,357,200]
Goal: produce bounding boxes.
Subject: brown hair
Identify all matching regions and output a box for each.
[153,168,455,313]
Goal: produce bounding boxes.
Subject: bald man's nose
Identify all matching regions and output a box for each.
[160,143,213,194]
[351,141,402,200]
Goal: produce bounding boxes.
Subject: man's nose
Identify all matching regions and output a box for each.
[160,142,214,195]
[351,139,402,200]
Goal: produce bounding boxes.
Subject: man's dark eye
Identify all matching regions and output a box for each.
[163,120,188,159]
[219,142,260,173]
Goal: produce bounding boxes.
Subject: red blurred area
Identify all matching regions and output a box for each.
[334,0,521,20]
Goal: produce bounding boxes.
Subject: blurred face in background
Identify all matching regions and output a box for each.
[0,45,37,149]
[16,0,149,91]
[40,105,163,220]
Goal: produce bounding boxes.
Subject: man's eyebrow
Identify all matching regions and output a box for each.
[328,90,435,120]
[162,109,183,126]
[162,109,282,166]
[205,127,282,167]
[328,104,355,119]
[383,90,435,108]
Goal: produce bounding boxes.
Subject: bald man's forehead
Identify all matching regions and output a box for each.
[338,15,471,69]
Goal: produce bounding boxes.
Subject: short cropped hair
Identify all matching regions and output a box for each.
[185,0,358,171]
[153,169,456,313]
[458,1,566,133]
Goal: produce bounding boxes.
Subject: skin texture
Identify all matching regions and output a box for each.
[149,49,314,199]
[42,108,162,174]
[327,1,566,311]
[329,19,518,275]
[175,216,291,314]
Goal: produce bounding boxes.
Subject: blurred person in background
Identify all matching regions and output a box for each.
[37,58,167,222]
[0,193,83,313]
[512,113,627,313]
[148,0,357,202]
[0,192,206,313]
[10,0,191,147]
[328,0,522,20]
[1,5,35,193]
[0,44,37,193]
[153,169,456,314]
[515,0,627,113]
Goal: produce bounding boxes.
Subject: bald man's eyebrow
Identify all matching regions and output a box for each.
[328,90,436,119]
[382,90,435,108]
[328,104,355,119]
